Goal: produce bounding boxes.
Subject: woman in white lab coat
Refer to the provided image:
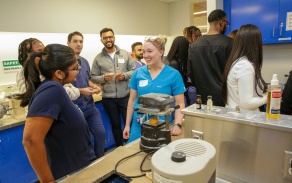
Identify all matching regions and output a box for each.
[222,24,267,111]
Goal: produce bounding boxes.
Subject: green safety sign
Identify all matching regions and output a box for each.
[2,60,21,66]
[2,60,22,72]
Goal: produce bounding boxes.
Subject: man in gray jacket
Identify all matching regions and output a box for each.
[91,28,136,146]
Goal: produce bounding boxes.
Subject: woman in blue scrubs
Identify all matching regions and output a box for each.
[17,44,96,182]
[123,35,186,143]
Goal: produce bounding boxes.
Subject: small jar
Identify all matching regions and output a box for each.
[196,95,202,109]
[149,115,159,125]
[207,95,213,111]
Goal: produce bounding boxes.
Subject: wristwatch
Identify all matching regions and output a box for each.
[174,123,182,129]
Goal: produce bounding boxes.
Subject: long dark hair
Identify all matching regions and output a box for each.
[166,36,189,83]
[18,38,41,66]
[222,24,267,104]
[16,44,76,107]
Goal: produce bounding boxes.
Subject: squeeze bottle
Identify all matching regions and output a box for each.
[266,74,281,119]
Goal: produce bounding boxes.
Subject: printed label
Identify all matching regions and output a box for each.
[270,109,280,114]
[2,60,22,72]
[272,91,281,98]
[153,172,182,183]
[118,58,125,63]
[286,12,292,31]
[139,80,148,87]
[269,90,282,114]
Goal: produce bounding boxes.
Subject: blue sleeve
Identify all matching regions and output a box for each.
[27,86,67,120]
[172,71,186,96]
[129,69,138,91]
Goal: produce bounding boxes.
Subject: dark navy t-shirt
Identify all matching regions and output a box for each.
[27,80,96,179]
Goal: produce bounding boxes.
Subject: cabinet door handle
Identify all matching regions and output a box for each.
[280,23,283,37]
[272,27,276,37]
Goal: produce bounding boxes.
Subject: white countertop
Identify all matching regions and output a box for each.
[0,114,25,131]
[181,104,292,133]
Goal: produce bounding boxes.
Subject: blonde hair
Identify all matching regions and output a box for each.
[144,35,167,51]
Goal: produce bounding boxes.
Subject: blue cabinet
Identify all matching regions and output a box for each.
[279,0,292,41]
[224,0,292,44]
[95,102,116,150]
[0,125,38,183]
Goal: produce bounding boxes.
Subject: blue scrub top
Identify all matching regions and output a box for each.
[129,65,186,107]
[126,65,186,142]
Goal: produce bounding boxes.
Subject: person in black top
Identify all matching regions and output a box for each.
[281,70,292,115]
[188,9,233,106]
[166,36,197,106]
[166,36,189,84]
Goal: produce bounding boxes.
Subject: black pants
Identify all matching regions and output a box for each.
[102,96,129,146]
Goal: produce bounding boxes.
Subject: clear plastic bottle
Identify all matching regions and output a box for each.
[196,95,202,109]
[266,74,281,119]
[207,95,213,111]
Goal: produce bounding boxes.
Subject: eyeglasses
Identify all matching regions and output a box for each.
[68,64,81,74]
[102,36,114,41]
[221,19,230,26]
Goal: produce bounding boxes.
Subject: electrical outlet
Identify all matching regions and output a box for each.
[191,130,204,140]
[283,151,292,179]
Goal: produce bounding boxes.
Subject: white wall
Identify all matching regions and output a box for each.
[0,0,169,35]
[0,0,172,85]
[0,0,291,85]
[169,0,196,36]
[0,32,152,85]
[262,44,292,84]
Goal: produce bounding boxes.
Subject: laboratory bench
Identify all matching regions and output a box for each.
[181,104,292,183]
[58,126,185,183]
[57,125,226,183]
[3,100,292,183]
[0,114,25,131]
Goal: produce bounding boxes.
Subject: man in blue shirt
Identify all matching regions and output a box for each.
[67,31,106,158]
